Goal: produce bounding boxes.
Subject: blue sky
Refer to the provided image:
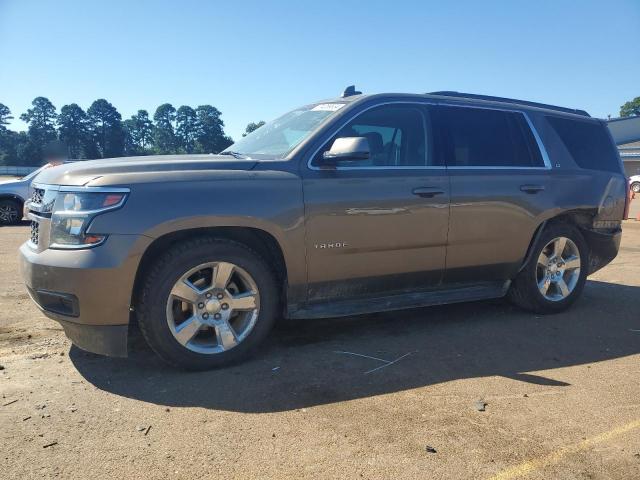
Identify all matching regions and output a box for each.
[1,0,638,140]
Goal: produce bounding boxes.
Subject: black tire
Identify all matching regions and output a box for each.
[508,223,588,314]
[136,237,279,370]
[632,182,640,194]
[0,199,21,225]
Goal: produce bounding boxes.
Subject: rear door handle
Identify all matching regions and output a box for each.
[520,184,545,194]
[412,187,445,198]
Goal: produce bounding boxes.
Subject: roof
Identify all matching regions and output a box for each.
[427,91,590,117]
[322,91,593,119]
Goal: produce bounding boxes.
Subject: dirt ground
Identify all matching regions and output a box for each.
[1,220,640,480]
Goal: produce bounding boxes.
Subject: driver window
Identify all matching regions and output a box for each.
[313,105,429,167]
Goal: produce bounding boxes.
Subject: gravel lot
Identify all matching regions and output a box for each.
[1,220,640,479]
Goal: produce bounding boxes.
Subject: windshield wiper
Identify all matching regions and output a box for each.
[218,151,247,159]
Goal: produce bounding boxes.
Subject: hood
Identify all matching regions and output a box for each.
[33,154,260,187]
[0,178,23,185]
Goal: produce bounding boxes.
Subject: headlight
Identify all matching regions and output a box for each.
[49,189,128,249]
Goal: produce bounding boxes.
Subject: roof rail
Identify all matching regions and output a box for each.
[428,91,590,117]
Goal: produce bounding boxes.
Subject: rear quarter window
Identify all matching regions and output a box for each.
[546,116,621,173]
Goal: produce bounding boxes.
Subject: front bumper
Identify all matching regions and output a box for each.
[52,318,129,357]
[20,234,152,357]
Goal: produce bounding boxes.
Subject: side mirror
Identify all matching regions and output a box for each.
[322,137,370,162]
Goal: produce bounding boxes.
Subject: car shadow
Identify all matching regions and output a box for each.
[70,280,640,413]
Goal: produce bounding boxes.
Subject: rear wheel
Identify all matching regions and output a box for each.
[0,199,21,225]
[632,182,640,194]
[137,237,279,370]
[508,223,588,314]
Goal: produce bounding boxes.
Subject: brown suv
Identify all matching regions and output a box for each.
[20,89,628,369]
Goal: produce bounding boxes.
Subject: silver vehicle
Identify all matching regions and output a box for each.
[0,165,51,225]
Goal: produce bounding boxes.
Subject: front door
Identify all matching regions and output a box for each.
[301,103,450,302]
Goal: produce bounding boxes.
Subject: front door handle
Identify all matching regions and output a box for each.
[412,187,445,198]
[520,184,545,194]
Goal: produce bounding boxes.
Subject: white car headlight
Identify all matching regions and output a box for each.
[49,189,128,249]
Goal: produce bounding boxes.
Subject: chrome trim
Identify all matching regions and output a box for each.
[51,195,128,216]
[436,102,552,171]
[28,218,40,247]
[306,100,553,172]
[32,183,131,194]
[523,113,553,169]
[27,211,46,222]
[59,185,131,193]
[27,201,43,213]
[26,211,50,252]
[49,237,107,250]
[31,184,129,215]
[320,165,447,171]
[447,166,549,170]
[29,183,130,251]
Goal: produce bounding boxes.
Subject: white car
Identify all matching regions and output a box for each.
[0,165,53,225]
[630,175,640,194]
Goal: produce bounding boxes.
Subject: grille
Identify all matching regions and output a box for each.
[31,188,44,205]
[30,220,40,245]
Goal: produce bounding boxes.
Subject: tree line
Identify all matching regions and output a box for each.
[0,97,257,166]
[1,93,637,167]
[620,97,640,118]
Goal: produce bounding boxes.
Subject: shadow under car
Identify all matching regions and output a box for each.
[69,280,640,413]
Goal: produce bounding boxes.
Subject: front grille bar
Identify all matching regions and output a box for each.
[30,220,40,245]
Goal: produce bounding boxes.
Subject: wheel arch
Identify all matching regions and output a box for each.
[518,209,599,274]
[0,193,25,208]
[131,226,289,316]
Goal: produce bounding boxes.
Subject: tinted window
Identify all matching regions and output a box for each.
[314,105,430,167]
[224,103,345,158]
[546,116,621,173]
[439,106,544,167]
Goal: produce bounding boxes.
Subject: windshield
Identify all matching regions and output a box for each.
[223,103,346,158]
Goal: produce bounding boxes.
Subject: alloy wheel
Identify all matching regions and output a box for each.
[0,204,19,224]
[536,236,581,302]
[165,262,260,354]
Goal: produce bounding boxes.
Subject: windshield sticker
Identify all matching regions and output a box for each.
[311,103,346,112]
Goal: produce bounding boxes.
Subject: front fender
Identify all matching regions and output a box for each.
[87,172,307,288]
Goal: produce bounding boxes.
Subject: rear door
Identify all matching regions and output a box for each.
[437,104,552,283]
[301,103,450,301]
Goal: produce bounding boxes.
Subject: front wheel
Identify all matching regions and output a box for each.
[0,199,21,225]
[136,237,279,370]
[632,182,640,194]
[508,223,588,314]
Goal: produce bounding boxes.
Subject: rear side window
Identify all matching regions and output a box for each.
[438,106,545,168]
[546,116,620,173]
